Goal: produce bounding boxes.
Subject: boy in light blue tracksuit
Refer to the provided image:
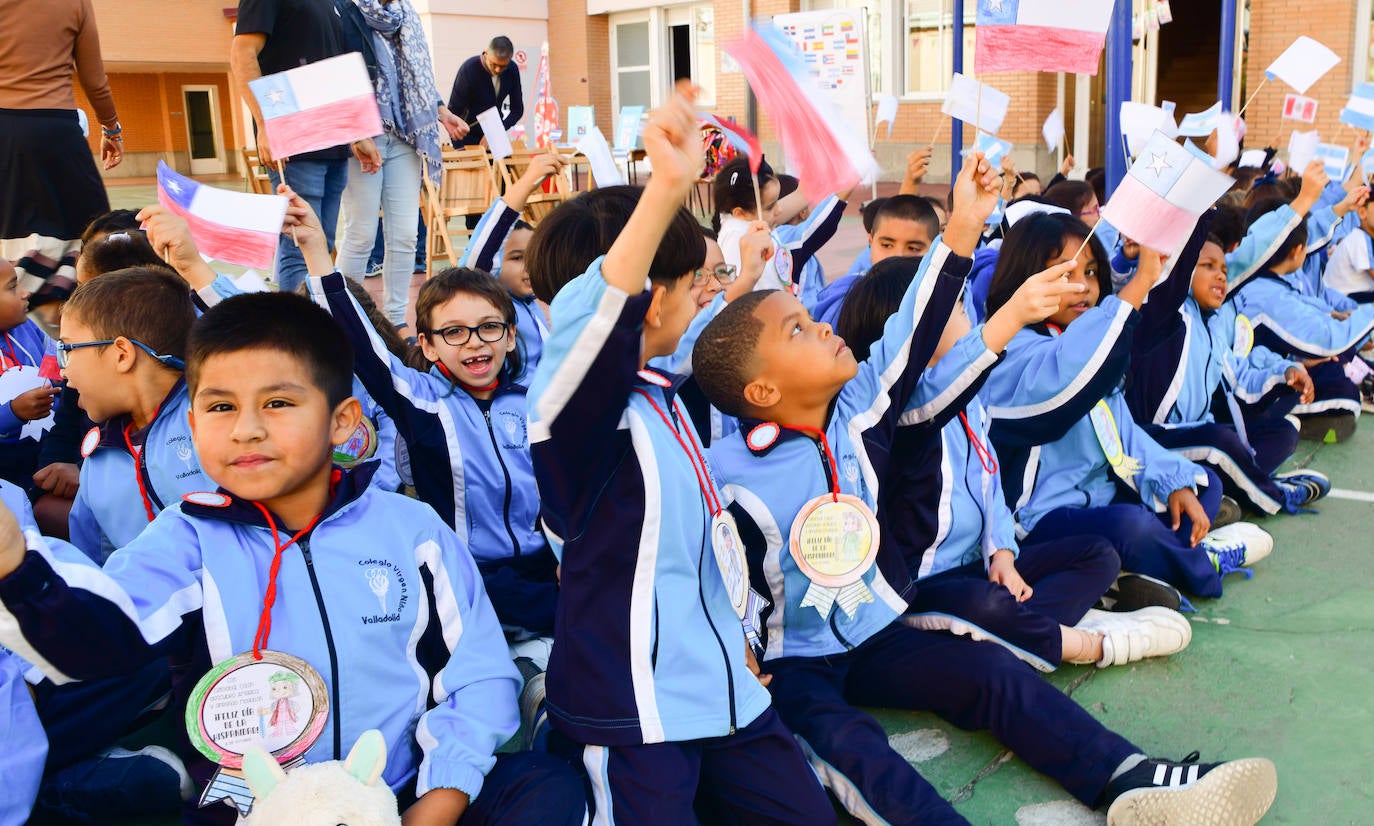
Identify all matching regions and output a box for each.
[1125,225,1328,516]
[57,269,209,563]
[0,291,584,826]
[524,95,832,825]
[693,155,1276,824]
[0,648,45,826]
[1229,206,1374,440]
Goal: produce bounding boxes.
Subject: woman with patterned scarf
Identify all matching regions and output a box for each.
[336,0,468,336]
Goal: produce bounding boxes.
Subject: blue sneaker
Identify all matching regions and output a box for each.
[1274,470,1330,513]
[38,745,193,822]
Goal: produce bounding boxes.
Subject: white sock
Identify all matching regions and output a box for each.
[1110,753,1149,781]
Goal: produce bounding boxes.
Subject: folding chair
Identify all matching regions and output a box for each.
[497,142,572,225]
[421,147,497,278]
[239,147,273,195]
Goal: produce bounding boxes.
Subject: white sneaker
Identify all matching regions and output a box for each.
[1076,607,1193,668]
[1201,522,1273,578]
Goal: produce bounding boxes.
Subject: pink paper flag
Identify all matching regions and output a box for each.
[975,0,1114,76]
[1100,132,1234,253]
[724,23,877,204]
[248,53,382,160]
[157,162,287,270]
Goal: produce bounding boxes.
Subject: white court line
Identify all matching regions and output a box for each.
[1328,488,1374,503]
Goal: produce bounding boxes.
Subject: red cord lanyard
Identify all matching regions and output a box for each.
[122,423,156,523]
[250,502,324,660]
[959,412,998,474]
[632,389,722,516]
[0,334,20,372]
[781,425,841,502]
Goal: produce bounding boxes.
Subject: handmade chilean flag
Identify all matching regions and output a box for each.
[157,163,288,270]
[975,0,1115,76]
[248,52,382,159]
[1100,132,1234,253]
[1340,84,1374,133]
[724,22,878,204]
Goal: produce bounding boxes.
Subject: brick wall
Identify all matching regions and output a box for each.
[547,0,611,136]
[73,72,235,174]
[1243,1,1362,156]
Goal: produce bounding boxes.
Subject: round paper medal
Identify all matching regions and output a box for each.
[332,417,378,468]
[788,493,879,587]
[773,246,793,287]
[185,651,329,769]
[1233,314,1255,358]
[711,511,750,617]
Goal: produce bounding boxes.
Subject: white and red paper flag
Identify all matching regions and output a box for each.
[157,162,288,270]
[1100,132,1234,253]
[532,42,559,150]
[975,0,1114,76]
[248,53,382,160]
[724,22,877,204]
[941,73,1011,135]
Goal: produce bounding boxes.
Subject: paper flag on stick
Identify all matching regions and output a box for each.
[875,94,899,139]
[975,0,1112,76]
[1314,143,1350,182]
[1282,94,1319,123]
[1339,83,1374,133]
[1361,149,1374,176]
[1177,102,1222,138]
[1043,108,1065,153]
[157,162,287,270]
[1120,102,1177,157]
[248,53,382,160]
[1238,149,1267,169]
[1287,129,1320,175]
[575,127,624,188]
[476,108,512,160]
[941,73,1011,135]
[724,22,879,204]
[1265,36,1341,95]
[962,132,1013,167]
[1099,131,1235,253]
[1212,113,1239,170]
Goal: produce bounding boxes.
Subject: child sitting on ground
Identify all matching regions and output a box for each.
[693,150,1277,826]
[460,151,568,377]
[0,259,62,496]
[812,194,941,326]
[835,259,1191,672]
[0,291,585,826]
[523,85,834,824]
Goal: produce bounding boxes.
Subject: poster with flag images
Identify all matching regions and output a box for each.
[1099,132,1235,253]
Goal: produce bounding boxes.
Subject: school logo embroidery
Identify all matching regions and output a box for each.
[168,435,202,480]
[358,558,408,625]
[842,456,860,485]
[496,409,527,449]
[176,443,194,468]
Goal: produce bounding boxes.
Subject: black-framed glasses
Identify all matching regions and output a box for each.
[693,264,738,286]
[57,338,185,371]
[428,322,510,347]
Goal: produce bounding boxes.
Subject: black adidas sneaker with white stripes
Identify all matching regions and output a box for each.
[1102,751,1277,825]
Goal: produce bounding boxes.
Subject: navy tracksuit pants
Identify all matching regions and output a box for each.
[563,706,835,826]
[766,623,1140,825]
[904,535,1120,670]
[1024,466,1225,598]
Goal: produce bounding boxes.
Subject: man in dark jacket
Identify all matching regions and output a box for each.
[448,36,524,147]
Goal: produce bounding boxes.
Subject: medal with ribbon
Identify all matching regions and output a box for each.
[1232,314,1255,358]
[784,426,880,620]
[1088,400,1143,483]
[331,416,378,469]
[633,376,768,655]
[185,504,329,816]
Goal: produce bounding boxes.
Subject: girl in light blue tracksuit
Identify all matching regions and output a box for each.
[980,212,1237,599]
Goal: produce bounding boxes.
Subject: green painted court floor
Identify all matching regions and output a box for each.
[84,181,1369,824]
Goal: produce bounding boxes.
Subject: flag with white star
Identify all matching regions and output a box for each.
[247,52,382,160]
[157,162,288,270]
[1099,131,1234,254]
[975,0,1115,76]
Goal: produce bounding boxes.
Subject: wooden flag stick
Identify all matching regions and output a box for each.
[275,158,299,245]
[1237,77,1268,118]
[1070,218,1102,263]
[929,116,943,149]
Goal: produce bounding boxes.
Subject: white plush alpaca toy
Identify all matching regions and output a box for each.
[241,729,402,826]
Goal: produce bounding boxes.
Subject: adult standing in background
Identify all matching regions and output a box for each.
[447,36,524,147]
[0,0,122,318]
[230,0,380,293]
[335,0,467,335]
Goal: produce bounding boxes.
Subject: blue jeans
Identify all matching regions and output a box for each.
[267,157,348,293]
[337,131,422,326]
